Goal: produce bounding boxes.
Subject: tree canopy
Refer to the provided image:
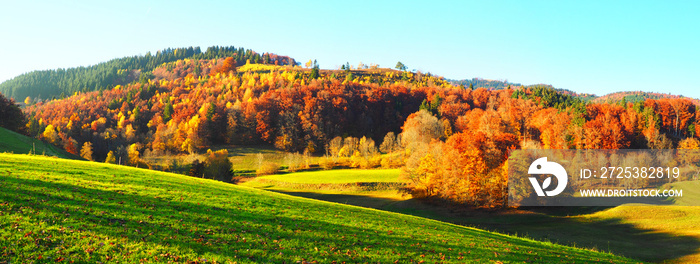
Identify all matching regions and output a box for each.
[0,92,25,132]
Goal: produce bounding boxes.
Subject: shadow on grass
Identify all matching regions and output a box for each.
[467,210,700,263]
[263,189,407,209]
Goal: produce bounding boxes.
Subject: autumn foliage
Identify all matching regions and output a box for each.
[21,51,700,208]
[398,88,700,207]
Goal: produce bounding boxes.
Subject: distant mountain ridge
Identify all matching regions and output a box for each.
[590,91,700,105]
[450,78,698,104]
[450,78,595,98]
[448,78,523,90]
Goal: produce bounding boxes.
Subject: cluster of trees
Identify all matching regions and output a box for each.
[321,136,382,169]
[394,86,700,207]
[0,45,295,102]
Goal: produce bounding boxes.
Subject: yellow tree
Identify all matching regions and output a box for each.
[124,124,137,143]
[80,142,94,161]
[42,124,59,144]
[177,115,202,154]
[105,151,117,164]
[128,143,141,167]
[401,151,439,198]
[678,137,700,165]
[679,137,700,149]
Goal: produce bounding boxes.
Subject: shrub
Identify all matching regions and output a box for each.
[285,152,305,172]
[319,156,335,170]
[256,162,280,176]
[380,153,404,168]
[203,149,233,181]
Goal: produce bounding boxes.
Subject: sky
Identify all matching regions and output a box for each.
[1,0,698,98]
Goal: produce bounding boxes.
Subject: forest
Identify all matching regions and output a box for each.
[0,45,295,102]
[3,46,700,208]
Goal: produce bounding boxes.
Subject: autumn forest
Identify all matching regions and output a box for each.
[2,45,699,208]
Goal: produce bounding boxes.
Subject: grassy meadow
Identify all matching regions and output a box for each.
[0,153,638,263]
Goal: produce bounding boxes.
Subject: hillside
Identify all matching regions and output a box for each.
[0,127,79,159]
[0,153,637,263]
[0,46,295,101]
[23,57,452,162]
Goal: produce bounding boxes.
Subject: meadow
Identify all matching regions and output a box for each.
[244,166,700,263]
[0,153,637,263]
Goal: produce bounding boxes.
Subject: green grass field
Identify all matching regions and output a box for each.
[0,153,636,263]
[0,127,79,159]
[242,168,700,262]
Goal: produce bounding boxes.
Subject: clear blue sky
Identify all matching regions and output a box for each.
[1,1,698,98]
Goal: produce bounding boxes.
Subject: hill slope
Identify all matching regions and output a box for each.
[0,46,295,101]
[0,153,636,263]
[0,127,79,159]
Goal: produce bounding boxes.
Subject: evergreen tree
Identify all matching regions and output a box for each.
[163,101,174,122]
[395,61,407,71]
[310,60,320,79]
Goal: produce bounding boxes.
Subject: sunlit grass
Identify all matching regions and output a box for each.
[0,153,637,263]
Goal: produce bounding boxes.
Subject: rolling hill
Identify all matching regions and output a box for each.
[0,127,79,159]
[0,153,637,263]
